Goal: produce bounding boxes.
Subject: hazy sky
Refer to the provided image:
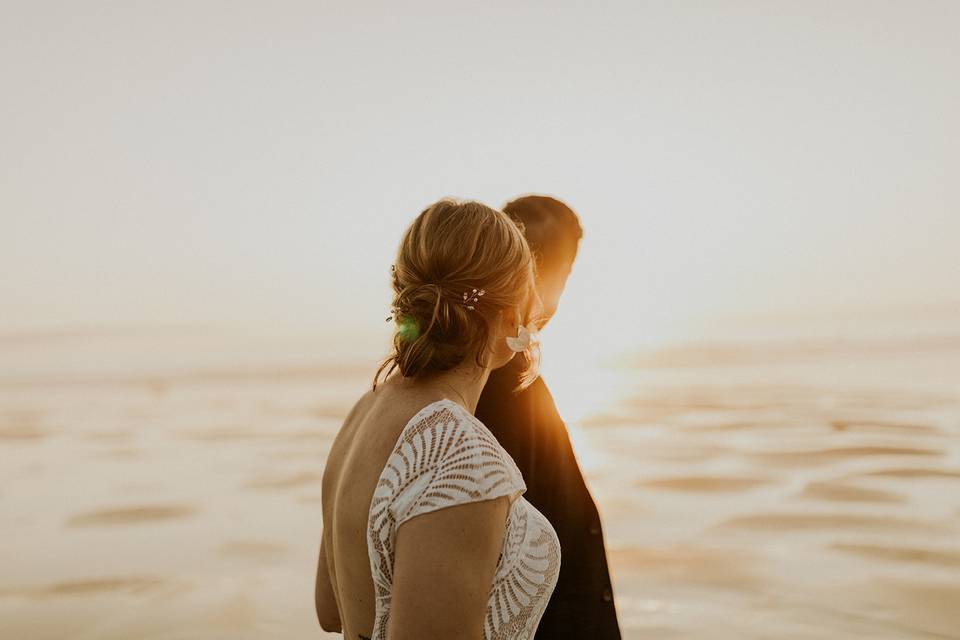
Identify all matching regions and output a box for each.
[3,1,958,354]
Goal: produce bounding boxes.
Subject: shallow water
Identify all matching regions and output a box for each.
[1,332,958,639]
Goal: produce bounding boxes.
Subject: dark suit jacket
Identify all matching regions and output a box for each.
[476,356,622,639]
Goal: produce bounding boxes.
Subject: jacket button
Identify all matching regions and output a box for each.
[589,523,600,535]
[602,588,612,602]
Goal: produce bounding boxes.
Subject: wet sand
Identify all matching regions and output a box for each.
[1,332,958,639]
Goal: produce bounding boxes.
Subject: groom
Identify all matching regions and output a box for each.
[476,195,622,639]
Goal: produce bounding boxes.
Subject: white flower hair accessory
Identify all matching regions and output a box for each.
[506,322,539,353]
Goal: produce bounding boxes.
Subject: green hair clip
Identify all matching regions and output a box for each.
[386,307,420,342]
[396,315,420,342]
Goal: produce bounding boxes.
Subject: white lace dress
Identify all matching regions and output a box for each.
[367,399,561,639]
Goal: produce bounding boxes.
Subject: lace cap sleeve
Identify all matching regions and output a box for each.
[387,400,527,529]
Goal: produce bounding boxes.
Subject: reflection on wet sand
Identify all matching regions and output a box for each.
[1,577,164,599]
[577,338,960,638]
[610,545,762,589]
[747,445,943,466]
[716,512,951,533]
[828,420,943,435]
[0,424,46,440]
[830,543,960,568]
[66,505,198,527]
[1,333,958,639]
[245,471,323,490]
[218,540,290,559]
[851,467,960,479]
[798,481,906,503]
[636,475,773,492]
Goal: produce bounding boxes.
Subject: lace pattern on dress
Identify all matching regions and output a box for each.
[366,399,560,640]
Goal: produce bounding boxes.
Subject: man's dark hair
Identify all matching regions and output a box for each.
[502,195,583,271]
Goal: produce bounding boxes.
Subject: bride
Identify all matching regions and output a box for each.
[315,198,560,639]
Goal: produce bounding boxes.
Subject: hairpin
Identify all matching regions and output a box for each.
[462,288,485,310]
[386,306,398,322]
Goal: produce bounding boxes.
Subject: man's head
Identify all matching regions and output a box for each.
[502,195,582,327]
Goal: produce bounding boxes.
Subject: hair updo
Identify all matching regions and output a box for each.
[374,198,537,388]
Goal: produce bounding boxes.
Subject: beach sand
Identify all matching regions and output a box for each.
[1,331,958,639]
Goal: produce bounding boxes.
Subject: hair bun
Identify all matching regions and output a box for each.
[375,198,537,386]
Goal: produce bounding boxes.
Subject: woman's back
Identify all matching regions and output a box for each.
[321,384,433,638]
[320,382,561,639]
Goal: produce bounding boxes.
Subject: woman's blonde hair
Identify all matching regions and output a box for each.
[374,198,539,389]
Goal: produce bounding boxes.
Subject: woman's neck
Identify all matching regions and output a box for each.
[432,361,490,413]
[393,361,488,414]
